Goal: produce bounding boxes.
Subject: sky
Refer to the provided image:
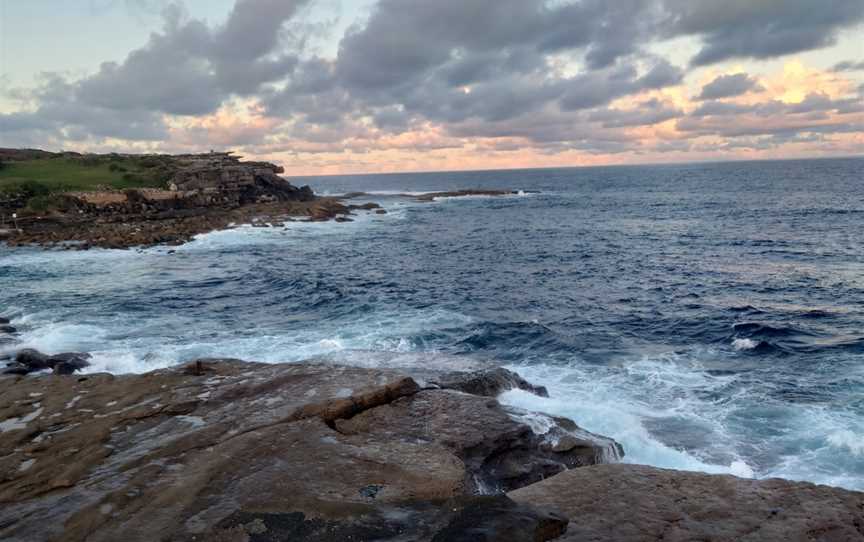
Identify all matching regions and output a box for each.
[0,0,862,175]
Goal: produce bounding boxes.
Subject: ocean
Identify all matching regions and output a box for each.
[2,157,863,490]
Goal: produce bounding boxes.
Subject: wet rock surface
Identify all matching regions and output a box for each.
[2,349,91,375]
[508,464,864,542]
[0,360,616,541]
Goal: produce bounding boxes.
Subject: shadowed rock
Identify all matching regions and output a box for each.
[509,464,864,542]
[5,349,91,375]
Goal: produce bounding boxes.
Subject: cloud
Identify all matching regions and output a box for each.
[661,0,864,66]
[77,0,309,116]
[0,74,168,148]
[2,0,862,169]
[698,73,763,100]
[832,60,864,72]
[589,99,682,128]
[680,92,864,137]
[2,0,314,146]
[335,0,654,90]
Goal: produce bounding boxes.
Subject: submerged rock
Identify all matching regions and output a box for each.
[414,189,521,201]
[0,360,616,541]
[509,464,864,541]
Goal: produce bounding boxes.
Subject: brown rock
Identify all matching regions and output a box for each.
[509,464,864,542]
[335,389,620,493]
[0,361,605,541]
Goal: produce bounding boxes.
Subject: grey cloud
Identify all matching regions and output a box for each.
[77,0,310,116]
[698,73,762,100]
[661,0,864,66]
[636,59,685,89]
[692,93,863,119]
[334,0,658,93]
[0,75,168,146]
[589,99,682,128]
[679,92,864,138]
[832,60,864,72]
[560,60,682,111]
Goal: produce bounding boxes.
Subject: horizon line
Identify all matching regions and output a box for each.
[291,153,864,179]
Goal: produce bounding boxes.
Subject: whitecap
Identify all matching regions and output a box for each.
[732,338,758,350]
[827,430,864,456]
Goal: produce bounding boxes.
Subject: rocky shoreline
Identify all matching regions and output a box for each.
[0,151,376,250]
[1,356,861,541]
[0,150,532,250]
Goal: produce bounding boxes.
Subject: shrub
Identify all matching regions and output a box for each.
[139,157,162,168]
[24,194,67,213]
[0,179,52,199]
[109,163,128,173]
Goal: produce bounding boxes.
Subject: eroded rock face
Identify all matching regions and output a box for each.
[0,360,617,541]
[509,464,864,542]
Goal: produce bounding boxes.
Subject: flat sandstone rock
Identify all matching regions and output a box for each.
[0,360,613,541]
[509,463,864,542]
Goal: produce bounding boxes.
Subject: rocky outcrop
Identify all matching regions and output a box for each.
[509,464,864,541]
[0,360,617,541]
[2,151,368,249]
[0,317,17,351]
[430,367,550,397]
[414,189,524,201]
[5,197,356,250]
[2,349,91,375]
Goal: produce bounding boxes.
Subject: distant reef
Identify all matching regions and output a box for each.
[0,358,861,541]
[0,149,368,249]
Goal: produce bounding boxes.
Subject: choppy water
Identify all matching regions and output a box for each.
[2,157,863,490]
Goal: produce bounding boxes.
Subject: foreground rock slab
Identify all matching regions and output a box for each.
[0,360,616,541]
[509,464,864,542]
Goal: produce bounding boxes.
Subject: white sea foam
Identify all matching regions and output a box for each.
[30,307,475,375]
[827,430,864,456]
[431,191,537,202]
[732,338,758,350]
[500,383,755,478]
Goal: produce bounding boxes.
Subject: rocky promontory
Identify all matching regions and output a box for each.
[1,359,861,541]
[0,151,358,249]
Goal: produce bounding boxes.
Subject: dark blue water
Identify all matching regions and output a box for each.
[2,157,863,489]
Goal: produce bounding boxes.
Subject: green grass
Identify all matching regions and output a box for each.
[0,156,175,211]
[0,157,169,192]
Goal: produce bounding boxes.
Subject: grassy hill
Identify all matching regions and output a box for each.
[0,153,175,212]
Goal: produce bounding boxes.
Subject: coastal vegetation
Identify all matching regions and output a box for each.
[0,154,173,212]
